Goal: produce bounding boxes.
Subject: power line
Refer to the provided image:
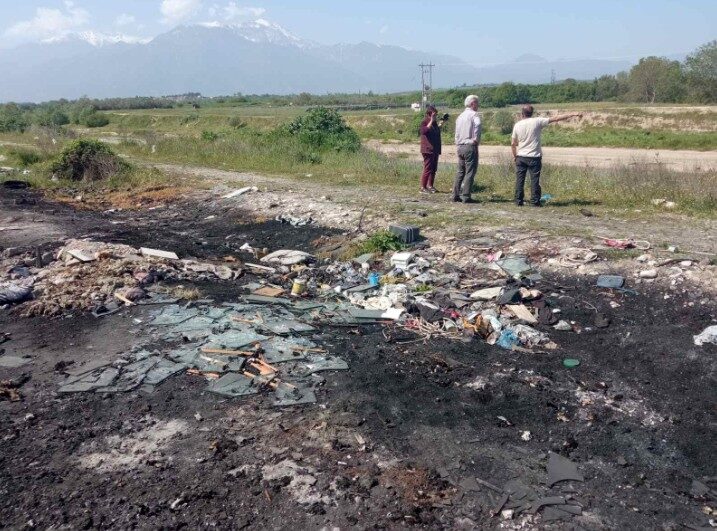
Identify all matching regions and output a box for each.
[419,63,434,109]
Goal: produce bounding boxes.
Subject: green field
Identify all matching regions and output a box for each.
[90,104,717,151]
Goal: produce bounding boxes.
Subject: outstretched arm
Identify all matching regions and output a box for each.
[548,112,583,124]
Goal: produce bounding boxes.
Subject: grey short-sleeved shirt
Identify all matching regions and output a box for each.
[511,117,550,157]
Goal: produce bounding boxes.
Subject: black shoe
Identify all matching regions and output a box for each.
[461,198,477,204]
[531,203,542,207]
[451,196,460,202]
[515,202,524,207]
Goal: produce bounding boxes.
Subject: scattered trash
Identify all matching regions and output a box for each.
[390,251,414,269]
[291,278,307,296]
[389,225,420,244]
[276,214,314,227]
[694,325,717,346]
[140,247,179,260]
[639,269,658,279]
[495,256,534,279]
[222,186,258,199]
[601,237,650,250]
[470,286,502,300]
[563,358,581,368]
[506,304,537,324]
[540,193,553,202]
[596,275,625,288]
[261,249,314,266]
[497,330,519,350]
[559,248,598,266]
[554,320,572,331]
[0,282,33,305]
[547,452,584,486]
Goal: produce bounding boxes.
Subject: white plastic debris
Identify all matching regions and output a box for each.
[260,249,313,266]
[639,269,658,279]
[140,247,179,260]
[222,186,257,199]
[470,286,502,300]
[694,325,717,346]
[390,252,414,269]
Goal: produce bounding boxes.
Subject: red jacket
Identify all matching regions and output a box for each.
[420,117,442,155]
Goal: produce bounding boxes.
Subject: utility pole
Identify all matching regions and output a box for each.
[419,63,434,110]
[550,69,556,84]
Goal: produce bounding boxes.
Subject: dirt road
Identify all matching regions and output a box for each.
[367,140,717,173]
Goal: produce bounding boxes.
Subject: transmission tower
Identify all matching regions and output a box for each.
[550,69,556,84]
[419,63,434,110]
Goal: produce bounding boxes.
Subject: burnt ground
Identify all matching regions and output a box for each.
[1,187,716,530]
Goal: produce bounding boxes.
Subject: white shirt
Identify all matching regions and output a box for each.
[454,108,482,146]
[511,117,550,157]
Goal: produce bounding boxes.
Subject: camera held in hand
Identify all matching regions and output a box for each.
[442,113,450,121]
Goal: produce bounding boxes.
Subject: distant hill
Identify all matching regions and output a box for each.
[0,20,641,102]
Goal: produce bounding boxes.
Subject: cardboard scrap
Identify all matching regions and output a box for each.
[140,247,179,260]
[506,304,538,324]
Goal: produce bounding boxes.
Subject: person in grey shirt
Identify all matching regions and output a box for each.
[511,104,582,206]
[452,95,482,203]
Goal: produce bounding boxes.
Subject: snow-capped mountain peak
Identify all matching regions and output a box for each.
[42,31,151,47]
[198,18,309,48]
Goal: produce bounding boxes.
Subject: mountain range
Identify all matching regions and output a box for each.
[0,19,637,103]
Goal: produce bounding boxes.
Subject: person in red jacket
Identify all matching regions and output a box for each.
[419,105,446,194]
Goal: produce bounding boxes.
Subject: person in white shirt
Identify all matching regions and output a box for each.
[511,104,582,206]
[452,95,482,203]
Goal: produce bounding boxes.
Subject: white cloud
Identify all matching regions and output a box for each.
[115,13,136,27]
[161,0,203,25]
[222,3,265,22]
[379,24,389,34]
[4,2,90,42]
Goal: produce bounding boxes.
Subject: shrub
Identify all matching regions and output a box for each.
[227,116,246,129]
[286,107,360,152]
[356,230,405,254]
[201,130,219,141]
[33,108,70,127]
[8,147,42,166]
[84,113,110,128]
[493,109,516,135]
[51,140,129,181]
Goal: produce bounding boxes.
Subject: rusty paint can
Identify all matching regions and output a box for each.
[291,279,306,296]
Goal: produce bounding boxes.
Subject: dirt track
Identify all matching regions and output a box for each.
[367,140,717,173]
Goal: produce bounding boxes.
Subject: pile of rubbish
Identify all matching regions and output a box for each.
[0,239,239,317]
[58,299,348,406]
[236,244,560,352]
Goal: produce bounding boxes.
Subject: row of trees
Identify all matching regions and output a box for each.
[443,40,716,107]
[0,100,113,132]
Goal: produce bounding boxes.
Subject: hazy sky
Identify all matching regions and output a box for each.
[0,0,714,64]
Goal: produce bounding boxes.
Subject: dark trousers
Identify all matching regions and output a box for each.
[421,153,439,189]
[453,144,478,201]
[515,156,542,205]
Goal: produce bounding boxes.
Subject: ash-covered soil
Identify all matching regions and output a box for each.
[0,188,715,530]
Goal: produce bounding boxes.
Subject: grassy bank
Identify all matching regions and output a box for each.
[2,120,715,217]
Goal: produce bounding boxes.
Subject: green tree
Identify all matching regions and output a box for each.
[0,104,29,132]
[684,40,717,103]
[628,57,684,103]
